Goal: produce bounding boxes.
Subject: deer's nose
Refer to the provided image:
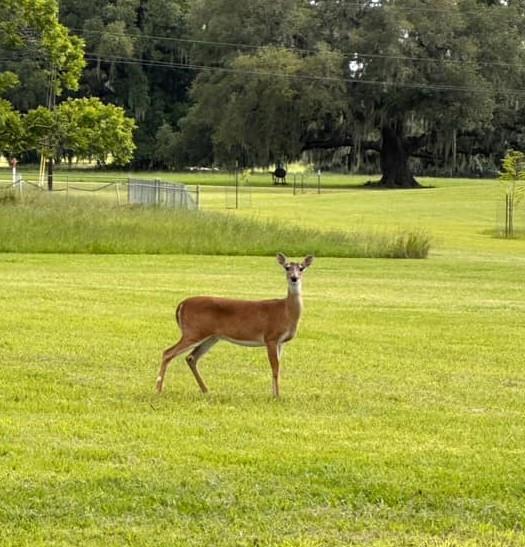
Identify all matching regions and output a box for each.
[290,276,298,282]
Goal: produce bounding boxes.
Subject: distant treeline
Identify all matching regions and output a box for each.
[2,1,525,185]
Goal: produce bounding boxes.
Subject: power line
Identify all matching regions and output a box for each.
[70,25,525,71]
[3,44,522,96]
[84,52,525,97]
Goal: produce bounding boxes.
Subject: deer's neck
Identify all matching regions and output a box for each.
[286,286,303,321]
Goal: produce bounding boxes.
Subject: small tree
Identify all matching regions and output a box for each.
[499,150,525,238]
[24,98,136,188]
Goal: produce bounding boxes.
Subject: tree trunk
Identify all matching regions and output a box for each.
[378,123,420,188]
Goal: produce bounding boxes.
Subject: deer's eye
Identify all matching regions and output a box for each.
[285,265,291,271]
[299,266,304,271]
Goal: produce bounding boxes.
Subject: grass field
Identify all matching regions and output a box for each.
[0,193,430,258]
[0,166,371,188]
[1,174,525,545]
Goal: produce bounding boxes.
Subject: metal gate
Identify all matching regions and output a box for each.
[127,179,198,209]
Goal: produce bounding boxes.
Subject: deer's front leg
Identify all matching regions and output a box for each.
[266,341,281,398]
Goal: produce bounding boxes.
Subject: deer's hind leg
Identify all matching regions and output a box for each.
[156,336,203,393]
[185,336,218,393]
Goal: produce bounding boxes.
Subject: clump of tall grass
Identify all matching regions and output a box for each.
[0,193,430,258]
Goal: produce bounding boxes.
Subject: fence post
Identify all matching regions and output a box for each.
[11,158,17,186]
[115,181,121,206]
[16,175,23,200]
[509,194,514,237]
[317,170,321,194]
[293,174,296,195]
[235,168,239,209]
[505,193,510,238]
[196,185,200,209]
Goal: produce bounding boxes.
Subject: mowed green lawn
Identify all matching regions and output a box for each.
[232,178,524,255]
[1,178,525,545]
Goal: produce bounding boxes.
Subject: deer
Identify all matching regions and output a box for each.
[156,253,314,398]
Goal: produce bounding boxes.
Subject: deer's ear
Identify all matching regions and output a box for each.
[276,253,288,266]
[302,255,314,269]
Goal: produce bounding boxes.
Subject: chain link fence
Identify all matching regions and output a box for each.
[128,179,198,209]
[1,171,328,210]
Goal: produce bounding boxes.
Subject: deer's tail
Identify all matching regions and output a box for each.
[175,301,184,328]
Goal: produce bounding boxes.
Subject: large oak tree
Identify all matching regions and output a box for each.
[178,0,525,186]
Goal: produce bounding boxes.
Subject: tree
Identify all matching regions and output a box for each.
[0,99,25,159]
[341,0,522,186]
[178,0,525,186]
[1,1,140,185]
[181,45,346,168]
[179,0,348,168]
[0,0,85,170]
[60,0,192,167]
[25,98,136,167]
[0,0,85,96]
[499,150,525,238]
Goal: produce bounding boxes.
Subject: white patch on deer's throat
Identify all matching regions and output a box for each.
[289,280,302,294]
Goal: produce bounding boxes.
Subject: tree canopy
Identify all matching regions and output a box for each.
[178,0,525,185]
[0,0,135,168]
[0,0,85,95]
[2,0,525,183]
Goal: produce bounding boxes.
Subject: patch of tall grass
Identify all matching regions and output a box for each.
[0,192,431,258]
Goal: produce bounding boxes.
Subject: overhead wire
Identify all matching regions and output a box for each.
[68,19,525,71]
[83,52,525,98]
[2,42,523,97]
[3,3,524,98]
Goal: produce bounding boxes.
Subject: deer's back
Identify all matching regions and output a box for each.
[177,296,291,344]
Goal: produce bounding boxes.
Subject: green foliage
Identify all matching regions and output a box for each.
[179,0,525,183]
[44,0,525,176]
[499,150,525,208]
[184,45,346,168]
[0,72,19,95]
[23,98,136,164]
[0,0,85,160]
[62,0,191,166]
[500,150,525,183]
[0,99,25,158]
[153,122,179,169]
[57,98,137,165]
[0,0,85,95]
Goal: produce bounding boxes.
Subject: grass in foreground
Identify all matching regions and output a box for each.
[1,253,525,545]
[0,191,431,258]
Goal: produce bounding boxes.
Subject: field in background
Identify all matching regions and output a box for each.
[1,171,525,545]
[2,167,523,252]
[0,193,430,258]
[0,166,372,188]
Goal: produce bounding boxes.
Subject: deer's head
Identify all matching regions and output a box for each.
[277,253,314,294]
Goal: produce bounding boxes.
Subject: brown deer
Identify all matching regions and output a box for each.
[156,253,314,397]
